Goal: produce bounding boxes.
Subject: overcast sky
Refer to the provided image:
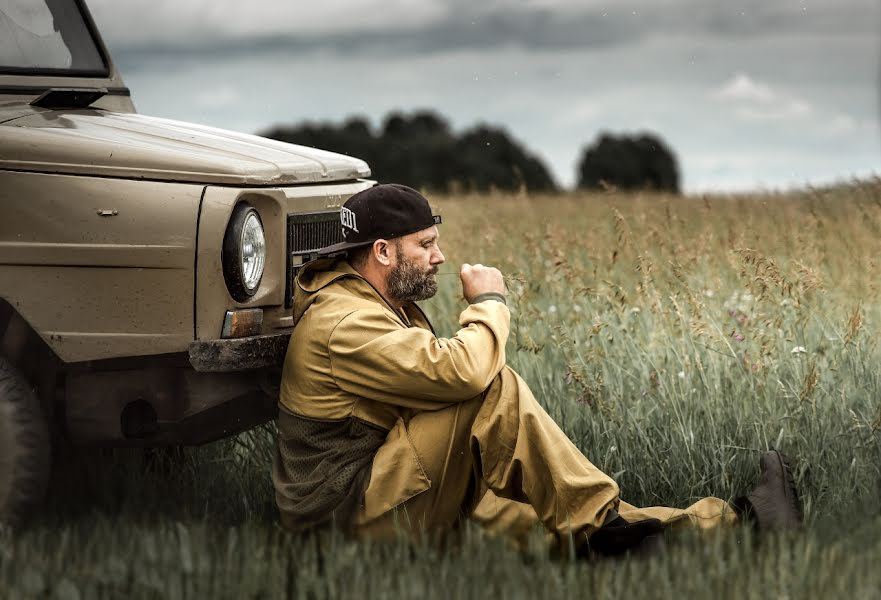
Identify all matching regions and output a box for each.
[88,0,880,192]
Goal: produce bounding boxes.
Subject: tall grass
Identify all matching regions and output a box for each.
[3,182,881,598]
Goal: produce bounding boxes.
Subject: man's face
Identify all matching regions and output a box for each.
[386,226,445,303]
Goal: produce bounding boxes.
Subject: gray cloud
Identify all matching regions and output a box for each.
[91,0,878,62]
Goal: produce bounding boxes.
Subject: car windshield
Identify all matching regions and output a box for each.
[0,0,105,73]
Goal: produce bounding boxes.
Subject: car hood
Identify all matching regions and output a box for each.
[0,109,370,185]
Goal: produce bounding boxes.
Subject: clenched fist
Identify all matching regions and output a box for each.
[460,263,505,303]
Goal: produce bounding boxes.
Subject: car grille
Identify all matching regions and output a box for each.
[286,211,342,307]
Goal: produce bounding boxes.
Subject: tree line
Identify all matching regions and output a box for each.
[260,109,680,194]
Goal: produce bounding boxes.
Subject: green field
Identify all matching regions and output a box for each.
[4,182,881,598]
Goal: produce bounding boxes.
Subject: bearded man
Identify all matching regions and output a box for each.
[272,184,801,556]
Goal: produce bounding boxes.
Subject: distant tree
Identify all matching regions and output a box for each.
[455,125,557,192]
[260,110,557,193]
[377,110,458,191]
[576,132,680,193]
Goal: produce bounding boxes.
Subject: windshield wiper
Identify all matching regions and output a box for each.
[30,87,107,109]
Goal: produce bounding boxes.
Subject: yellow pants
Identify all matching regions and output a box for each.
[354,366,737,544]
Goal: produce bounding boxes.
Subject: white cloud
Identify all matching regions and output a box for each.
[711,72,866,136]
[713,72,775,104]
[712,72,817,122]
[734,99,813,121]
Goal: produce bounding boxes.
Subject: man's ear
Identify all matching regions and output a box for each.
[374,239,392,266]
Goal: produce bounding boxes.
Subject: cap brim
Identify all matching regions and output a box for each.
[315,238,376,256]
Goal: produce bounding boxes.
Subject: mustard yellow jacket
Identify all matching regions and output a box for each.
[272,258,510,531]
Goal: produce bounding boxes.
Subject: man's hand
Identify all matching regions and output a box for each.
[460,263,506,303]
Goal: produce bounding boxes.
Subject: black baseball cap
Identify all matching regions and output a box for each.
[317,184,442,255]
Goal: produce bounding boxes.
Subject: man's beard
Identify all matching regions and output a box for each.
[387,252,438,303]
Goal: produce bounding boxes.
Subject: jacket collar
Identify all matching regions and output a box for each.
[294,258,433,333]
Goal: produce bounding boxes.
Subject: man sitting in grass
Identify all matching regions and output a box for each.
[273,183,801,556]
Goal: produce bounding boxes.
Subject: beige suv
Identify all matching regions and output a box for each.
[0,0,373,524]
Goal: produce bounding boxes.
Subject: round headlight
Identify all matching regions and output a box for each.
[223,203,266,301]
[240,211,265,293]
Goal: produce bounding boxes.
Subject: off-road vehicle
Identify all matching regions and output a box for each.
[0,0,372,524]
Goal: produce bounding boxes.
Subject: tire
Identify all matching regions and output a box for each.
[0,356,50,526]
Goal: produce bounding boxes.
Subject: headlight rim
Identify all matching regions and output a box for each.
[222,202,266,302]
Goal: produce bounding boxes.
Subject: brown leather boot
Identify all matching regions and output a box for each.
[737,450,802,531]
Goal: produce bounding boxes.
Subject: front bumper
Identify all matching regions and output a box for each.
[188,333,290,372]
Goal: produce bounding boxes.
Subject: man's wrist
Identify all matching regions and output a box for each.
[469,292,507,306]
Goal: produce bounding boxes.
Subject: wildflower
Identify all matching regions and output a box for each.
[723,292,739,312]
[728,309,749,324]
[677,371,686,379]
[703,289,715,298]
[629,307,641,314]
[548,305,557,313]
[791,346,807,354]
[731,332,745,342]
[737,293,755,313]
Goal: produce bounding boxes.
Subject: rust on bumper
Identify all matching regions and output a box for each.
[188,333,290,372]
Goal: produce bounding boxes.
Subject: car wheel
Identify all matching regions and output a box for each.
[0,357,50,526]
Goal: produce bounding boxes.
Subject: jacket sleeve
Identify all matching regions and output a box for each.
[327,300,510,408]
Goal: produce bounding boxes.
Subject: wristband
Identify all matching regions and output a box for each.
[469,292,507,306]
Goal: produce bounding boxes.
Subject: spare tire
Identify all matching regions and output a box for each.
[0,357,50,526]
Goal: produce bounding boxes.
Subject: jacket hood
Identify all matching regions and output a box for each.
[0,109,371,185]
[293,258,379,326]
